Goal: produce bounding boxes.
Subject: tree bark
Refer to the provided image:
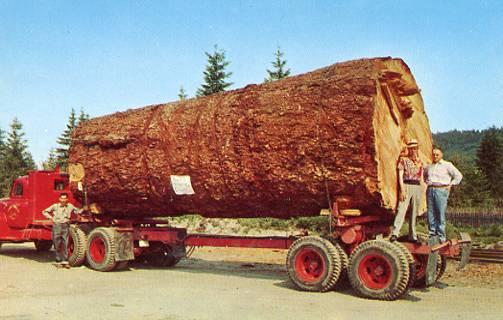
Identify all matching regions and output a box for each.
[68,57,432,219]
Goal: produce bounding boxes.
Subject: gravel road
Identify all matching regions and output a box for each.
[1,243,502,320]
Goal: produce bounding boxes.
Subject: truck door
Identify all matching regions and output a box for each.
[6,180,31,230]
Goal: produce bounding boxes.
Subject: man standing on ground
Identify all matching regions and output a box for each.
[42,193,82,268]
[390,139,423,243]
[423,146,463,242]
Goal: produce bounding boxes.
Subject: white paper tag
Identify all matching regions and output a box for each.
[170,175,195,195]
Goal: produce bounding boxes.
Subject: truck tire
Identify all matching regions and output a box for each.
[86,227,117,272]
[413,254,446,287]
[392,241,416,291]
[326,238,349,288]
[412,233,447,287]
[148,244,183,268]
[286,236,342,292]
[348,240,410,300]
[34,240,53,251]
[115,261,129,270]
[68,226,87,267]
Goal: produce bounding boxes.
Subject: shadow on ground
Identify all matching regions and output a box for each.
[0,243,54,263]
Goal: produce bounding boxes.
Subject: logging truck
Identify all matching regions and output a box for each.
[0,57,471,300]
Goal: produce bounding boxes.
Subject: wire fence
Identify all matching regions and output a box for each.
[445,208,503,227]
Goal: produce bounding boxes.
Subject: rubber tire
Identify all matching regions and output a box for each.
[68,226,87,267]
[34,240,53,251]
[326,238,349,289]
[348,240,410,301]
[86,227,117,272]
[286,236,342,292]
[148,244,182,268]
[412,233,448,287]
[436,255,447,281]
[392,241,417,291]
[115,261,129,270]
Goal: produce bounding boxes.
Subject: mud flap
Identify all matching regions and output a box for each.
[426,235,439,286]
[458,232,472,271]
[114,231,134,262]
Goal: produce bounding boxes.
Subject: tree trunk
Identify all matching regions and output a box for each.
[68,57,432,219]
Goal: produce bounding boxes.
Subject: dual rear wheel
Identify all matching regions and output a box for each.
[287,237,413,300]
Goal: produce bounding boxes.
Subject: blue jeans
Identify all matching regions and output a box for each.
[426,187,449,242]
[52,223,70,262]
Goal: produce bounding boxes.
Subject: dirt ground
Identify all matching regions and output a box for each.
[1,243,502,320]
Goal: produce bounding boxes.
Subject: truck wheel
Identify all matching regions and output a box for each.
[68,226,87,267]
[86,227,117,272]
[148,243,183,267]
[413,254,447,287]
[327,238,349,288]
[348,240,410,300]
[115,261,129,270]
[286,236,342,292]
[412,232,448,287]
[34,240,53,251]
[392,241,416,290]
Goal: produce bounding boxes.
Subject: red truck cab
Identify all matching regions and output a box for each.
[0,168,78,244]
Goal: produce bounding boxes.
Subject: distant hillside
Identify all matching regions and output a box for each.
[432,127,502,164]
[432,129,484,164]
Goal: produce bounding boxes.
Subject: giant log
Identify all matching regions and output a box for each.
[68,57,432,219]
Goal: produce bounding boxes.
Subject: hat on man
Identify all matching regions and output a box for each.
[406,139,419,148]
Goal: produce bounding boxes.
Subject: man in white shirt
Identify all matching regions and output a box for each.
[423,146,463,242]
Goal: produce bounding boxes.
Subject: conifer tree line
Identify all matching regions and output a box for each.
[443,126,503,207]
[0,108,89,197]
[181,45,291,100]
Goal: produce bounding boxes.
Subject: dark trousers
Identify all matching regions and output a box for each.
[52,223,70,262]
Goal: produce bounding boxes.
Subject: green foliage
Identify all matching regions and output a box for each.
[42,148,59,170]
[77,107,90,124]
[265,47,291,82]
[0,118,36,196]
[196,45,233,97]
[433,127,503,207]
[476,127,503,200]
[178,86,188,101]
[53,108,89,170]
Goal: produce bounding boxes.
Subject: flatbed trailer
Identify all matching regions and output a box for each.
[0,169,471,300]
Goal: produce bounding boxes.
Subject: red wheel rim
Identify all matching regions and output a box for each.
[294,247,326,282]
[414,254,428,280]
[90,236,106,264]
[358,253,393,289]
[68,236,75,257]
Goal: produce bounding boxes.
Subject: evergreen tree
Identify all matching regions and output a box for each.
[178,86,188,101]
[265,47,291,82]
[78,107,90,123]
[476,126,503,200]
[0,118,36,196]
[196,45,233,97]
[55,108,77,169]
[42,148,59,170]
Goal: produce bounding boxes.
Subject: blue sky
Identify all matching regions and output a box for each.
[1,0,502,165]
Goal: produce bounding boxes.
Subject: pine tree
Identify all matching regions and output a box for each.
[78,107,90,124]
[196,45,233,97]
[265,47,291,82]
[0,118,36,196]
[55,108,77,169]
[476,126,503,200]
[178,86,188,101]
[42,148,59,170]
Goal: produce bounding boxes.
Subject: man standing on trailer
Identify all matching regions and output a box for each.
[423,146,463,242]
[42,193,82,268]
[390,139,423,243]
